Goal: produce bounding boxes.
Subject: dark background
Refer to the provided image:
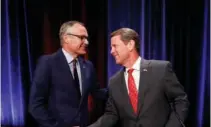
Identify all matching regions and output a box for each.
[1,0,210,127]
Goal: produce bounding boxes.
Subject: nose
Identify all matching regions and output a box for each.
[84,39,89,45]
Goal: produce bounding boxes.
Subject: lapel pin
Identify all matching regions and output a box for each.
[143,69,147,72]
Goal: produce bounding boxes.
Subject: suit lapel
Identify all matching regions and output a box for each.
[137,59,151,117]
[118,69,137,117]
[57,50,87,110]
[56,49,75,83]
[57,50,86,96]
[78,57,86,96]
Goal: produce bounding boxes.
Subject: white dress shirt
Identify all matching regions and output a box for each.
[124,57,141,93]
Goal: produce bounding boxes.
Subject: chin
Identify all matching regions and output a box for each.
[78,51,86,55]
[115,60,121,64]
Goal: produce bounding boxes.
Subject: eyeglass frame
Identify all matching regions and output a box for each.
[66,33,88,41]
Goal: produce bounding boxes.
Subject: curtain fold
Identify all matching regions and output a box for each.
[107,0,209,126]
[1,0,209,126]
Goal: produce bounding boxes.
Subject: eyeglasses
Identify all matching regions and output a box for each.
[66,33,88,41]
[66,33,89,45]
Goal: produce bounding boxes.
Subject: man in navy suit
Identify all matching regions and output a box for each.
[29,21,107,127]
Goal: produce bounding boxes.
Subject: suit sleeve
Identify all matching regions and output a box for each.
[88,84,119,127]
[90,62,108,100]
[29,56,59,127]
[164,62,190,127]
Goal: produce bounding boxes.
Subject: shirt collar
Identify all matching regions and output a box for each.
[62,48,74,64]
[126,56,141,72]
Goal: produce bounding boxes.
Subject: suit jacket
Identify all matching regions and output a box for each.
[89,59,189,127]
[29,49,107,127]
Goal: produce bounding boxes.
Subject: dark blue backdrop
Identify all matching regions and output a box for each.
[107,0,210,127]
[1,0,210,126]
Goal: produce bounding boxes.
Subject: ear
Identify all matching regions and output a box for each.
[127,40,135,51]
[63,35,70,44]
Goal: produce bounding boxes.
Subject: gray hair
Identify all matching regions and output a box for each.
[59,21,84,43]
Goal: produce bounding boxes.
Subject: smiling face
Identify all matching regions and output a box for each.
[110,28,141,67]
[110,35,130,65]
[62,23,88,57]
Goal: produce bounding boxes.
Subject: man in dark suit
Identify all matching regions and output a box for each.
[89,28,189,127]
[29,21,107,127]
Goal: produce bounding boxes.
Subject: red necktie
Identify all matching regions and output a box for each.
[128,69,138,114]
